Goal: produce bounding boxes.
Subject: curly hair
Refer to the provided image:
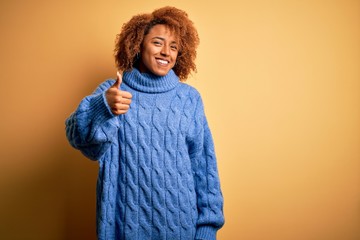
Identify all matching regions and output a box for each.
[114,6,200,81]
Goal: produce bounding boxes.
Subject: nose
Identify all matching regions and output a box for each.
[160,45,170,56]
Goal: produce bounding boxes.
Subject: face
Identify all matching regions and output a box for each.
[138,24,179,76]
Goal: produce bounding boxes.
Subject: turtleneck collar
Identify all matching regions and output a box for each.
[122,68,180,93]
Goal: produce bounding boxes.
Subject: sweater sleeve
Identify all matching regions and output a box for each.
[188,95,225,240]
[65,80,119,160]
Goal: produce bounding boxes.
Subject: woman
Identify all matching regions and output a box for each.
[66,6,224,240]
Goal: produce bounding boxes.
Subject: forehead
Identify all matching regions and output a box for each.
[145,24,178,41]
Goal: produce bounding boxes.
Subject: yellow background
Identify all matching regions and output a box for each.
[0,0,359,239]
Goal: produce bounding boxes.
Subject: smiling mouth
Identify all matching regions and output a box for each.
[156,58,169,66]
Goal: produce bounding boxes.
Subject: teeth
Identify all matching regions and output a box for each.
[157,59,168,65]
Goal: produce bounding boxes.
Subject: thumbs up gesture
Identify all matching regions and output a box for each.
[105,71,132,115]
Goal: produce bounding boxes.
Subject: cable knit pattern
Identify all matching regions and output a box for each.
[65,68,224,240]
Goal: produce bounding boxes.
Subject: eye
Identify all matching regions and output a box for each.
[153,41,162,46]
[170,45,178,51]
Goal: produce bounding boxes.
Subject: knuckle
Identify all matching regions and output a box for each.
[115,96,122,103]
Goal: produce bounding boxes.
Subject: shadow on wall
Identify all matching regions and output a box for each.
[0,136,99,240]
[0,67,117,240]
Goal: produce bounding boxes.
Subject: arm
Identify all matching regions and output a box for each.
[65,80,119,160]
[66,72,132,160]
[188,96,225,240]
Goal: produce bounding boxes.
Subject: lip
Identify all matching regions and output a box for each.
[155,58,170,66]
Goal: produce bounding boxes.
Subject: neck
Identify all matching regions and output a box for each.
[122,68,179,93]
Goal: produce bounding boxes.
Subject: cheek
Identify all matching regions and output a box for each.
[172,52,178,60]
[142,53,153,66]
[173,54,179,65]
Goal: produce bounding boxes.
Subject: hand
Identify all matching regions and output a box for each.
[105,71,132,115]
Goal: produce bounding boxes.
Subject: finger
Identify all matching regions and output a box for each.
[115,109,128,115]
[111,108,124,116]
[111,78,120,89]
[111,71,122,89]
[119,98,132,105]
[117,71,123,85]
[113,95,131,104]
[115,103,130,110]
[120,90,132,99]
[111,106,129,115]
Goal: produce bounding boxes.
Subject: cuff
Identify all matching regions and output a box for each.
[87,92,116,124]
[195,225,218,240]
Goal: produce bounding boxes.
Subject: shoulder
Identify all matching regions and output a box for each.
[91,79,115,93]
[100,79,115,89]
[177,82,202,99]
[176,83,206,113]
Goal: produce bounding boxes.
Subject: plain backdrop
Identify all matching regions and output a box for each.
[0,0,359,239]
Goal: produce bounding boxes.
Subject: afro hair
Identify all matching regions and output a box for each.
[114,6,200,81]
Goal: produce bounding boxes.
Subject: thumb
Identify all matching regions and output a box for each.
[112,71,122,89]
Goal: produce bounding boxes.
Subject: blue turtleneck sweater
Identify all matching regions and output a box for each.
[65,68,224,240]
